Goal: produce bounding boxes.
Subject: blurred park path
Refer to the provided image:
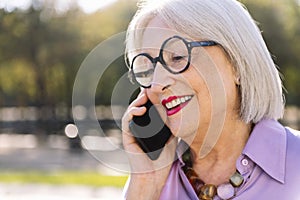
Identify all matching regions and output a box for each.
[0,147,107,172]
[0,139,127,200]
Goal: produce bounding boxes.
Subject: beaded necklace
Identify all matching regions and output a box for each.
[181,148,244,200]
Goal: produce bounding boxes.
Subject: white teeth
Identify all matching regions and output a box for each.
[172,100,177,107]
[165,95,192,110]
[166,102,172,109]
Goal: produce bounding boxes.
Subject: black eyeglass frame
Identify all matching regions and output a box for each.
[130,35,218,88]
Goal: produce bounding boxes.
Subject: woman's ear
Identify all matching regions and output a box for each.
[234,76,241,86]
[231,65,240,86]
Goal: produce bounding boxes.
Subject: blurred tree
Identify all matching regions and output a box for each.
[241,0,300,106]
[0,0,299,112]
[0,0,138,109]
[0,5,83,116]
[284,0,300,105]
[74,0,137,105]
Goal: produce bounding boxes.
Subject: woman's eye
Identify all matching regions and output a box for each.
[172,55,186,61]
[135,69,154,78]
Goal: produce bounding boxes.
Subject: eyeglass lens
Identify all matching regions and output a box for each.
[132,37,189,87]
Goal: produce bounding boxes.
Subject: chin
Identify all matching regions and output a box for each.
[171,123,197,141]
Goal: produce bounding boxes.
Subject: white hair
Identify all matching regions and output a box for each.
[125,0,285,123]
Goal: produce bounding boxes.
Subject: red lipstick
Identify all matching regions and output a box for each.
[162,95,193,116]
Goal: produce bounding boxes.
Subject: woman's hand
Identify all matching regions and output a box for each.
[122,90,178,200]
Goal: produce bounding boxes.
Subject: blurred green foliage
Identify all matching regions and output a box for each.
[0,0,299,110]
[0,0,136,110]
[0,171,128,187]
[241,0,300,105]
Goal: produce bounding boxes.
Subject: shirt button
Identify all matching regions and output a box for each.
[241,158,249,166]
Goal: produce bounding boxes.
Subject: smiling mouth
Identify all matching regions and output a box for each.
[162,95,193,116]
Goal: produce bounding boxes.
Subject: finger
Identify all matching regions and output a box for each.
[137,88,146,97]
[122,106,147,135]
[129,92,148,108]
[122,92,148,131]
[123,106,147,124]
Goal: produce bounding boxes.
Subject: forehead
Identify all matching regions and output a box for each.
[141,16,181,50]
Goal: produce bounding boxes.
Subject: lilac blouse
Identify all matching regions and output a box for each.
[124,119,300,199]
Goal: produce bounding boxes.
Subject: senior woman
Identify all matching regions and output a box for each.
[121,0,300,199]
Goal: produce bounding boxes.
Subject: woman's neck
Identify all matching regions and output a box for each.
[184,118,252,185]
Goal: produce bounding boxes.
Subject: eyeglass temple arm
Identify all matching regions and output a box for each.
[189,41,218,48]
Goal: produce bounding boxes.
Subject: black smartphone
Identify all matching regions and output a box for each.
[129,100,172,160]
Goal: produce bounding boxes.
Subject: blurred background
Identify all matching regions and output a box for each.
[0,0,299,199]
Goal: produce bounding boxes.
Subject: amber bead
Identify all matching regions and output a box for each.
[198,184,217,200]
[185,167,198,177]
[189,176,204,195]
[230,171,244,187]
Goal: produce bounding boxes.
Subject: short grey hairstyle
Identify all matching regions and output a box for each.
[125,0,285,123]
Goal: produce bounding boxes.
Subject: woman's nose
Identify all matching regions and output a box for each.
[150,62,174,93]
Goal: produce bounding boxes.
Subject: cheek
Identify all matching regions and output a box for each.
[168,77,211,138]
[184,65,221,128]
[185,68,212,115]
[195,85,212,128]
[167,97,201,137]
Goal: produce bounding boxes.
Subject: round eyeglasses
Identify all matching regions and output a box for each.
[130,35,217,88]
